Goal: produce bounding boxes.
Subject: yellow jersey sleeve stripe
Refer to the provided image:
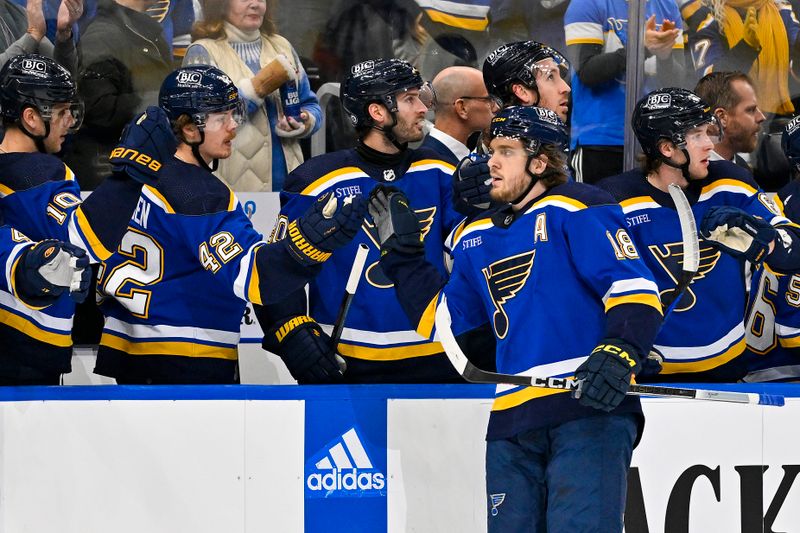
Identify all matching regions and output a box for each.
[227,189,237,212]
[660,337,745,374]
[531,195,588,211]
[565,37,604,45]
[416,292,440,339]
[75,208,113,260]
[605,293,662,314]
[0,308,72,346]
[143,185,176,213]
[247,246,263,306]
[0,183,14,196]
[101,332,238,360]
[619,196,656,209]
[337,341,444,361]
[409,159,456,172]
[492,384,568,411]
[63,163,76,181]
[301,167,364,195]
[701,179,757,196]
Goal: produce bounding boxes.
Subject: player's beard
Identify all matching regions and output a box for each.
[392,116,424,144]
[489,173,530,203]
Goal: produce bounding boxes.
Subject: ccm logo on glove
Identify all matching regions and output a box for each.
[592,343,637,368]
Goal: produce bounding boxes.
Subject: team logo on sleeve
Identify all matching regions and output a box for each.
[649,242,720,312]
[362,206,436,288]
[482,250,535,339]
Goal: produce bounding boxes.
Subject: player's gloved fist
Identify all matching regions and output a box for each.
[368,185,424,256]
[286,192,367,266]
[637,347,664,381]
[109,106,178,185]
[700,206,775,264]
[16,240,91,306]
[262,315,346,384]
[453,154,492,214]
[574,339,641,412]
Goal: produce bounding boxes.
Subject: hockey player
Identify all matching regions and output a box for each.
[369,105,663,532]
[0,53,172,384]
[740,116,800,382]
[598,87,800,382]
[94,65,366,384]
[454,40,570,217]
[256,58,467,384]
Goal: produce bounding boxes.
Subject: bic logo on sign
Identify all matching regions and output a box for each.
[305,427,386,498]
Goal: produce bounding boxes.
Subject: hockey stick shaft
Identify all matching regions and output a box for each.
[462,355,783,406]
[330,243,369,347]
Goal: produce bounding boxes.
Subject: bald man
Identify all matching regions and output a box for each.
[422,66,498,164]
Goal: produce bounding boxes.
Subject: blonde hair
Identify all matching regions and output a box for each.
[192,0,276,40]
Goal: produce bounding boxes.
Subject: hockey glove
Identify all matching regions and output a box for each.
[285,192,367,266]
[453,154,492,214]
[15,240,91,306]
[109,106,178,186]
[262,315,346,384]
[700,206,776,264]
[574,339,641,412]
[637,347,664,381]
[368,185,424,256]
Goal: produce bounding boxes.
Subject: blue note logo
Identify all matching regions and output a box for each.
[489,493,506,516]
[305,427,386,498]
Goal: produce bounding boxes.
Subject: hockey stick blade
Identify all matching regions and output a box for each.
[330,243,370,347]
[661,183,700,312]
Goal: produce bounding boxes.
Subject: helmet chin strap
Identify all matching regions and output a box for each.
[19,118,50,154]
[371,112,408,152]
[188,130,218,172]
[511,154,540,206]
[658,147,692,182]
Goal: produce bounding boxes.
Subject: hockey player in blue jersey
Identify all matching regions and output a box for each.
[0,53,173,384]
[599,87,800,382]
[740,116,800,381]
[454,41,571,217]
[94,65,366,384]
[256,57,471,384]
[370,105,663,532]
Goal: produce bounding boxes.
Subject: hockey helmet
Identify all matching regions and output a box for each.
[489,105,568,155]
[159,65,245,131]
[633,88,718,159]
[782,115,800,173]
[0,53,83,131]
[483,41,569,105]
[340,58,433,129]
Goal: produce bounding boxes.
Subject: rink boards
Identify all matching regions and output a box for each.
[0,384,797,533]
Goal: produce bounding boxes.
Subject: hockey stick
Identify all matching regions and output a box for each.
[433,184,783,406]
[330,243,370,347]
[434,299,784,406]
[660,183,700,313]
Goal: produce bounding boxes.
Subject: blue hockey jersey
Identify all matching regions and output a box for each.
[599,160,792,381]
[418,182,662,439]
[0,152,116,377]
[741,180,800,382]
[95,158,322,383]
[269,147,462,382]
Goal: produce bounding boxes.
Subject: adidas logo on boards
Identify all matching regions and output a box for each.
[306,427,386,496]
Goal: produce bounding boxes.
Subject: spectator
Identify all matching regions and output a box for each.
[424,66,498,165]
[694,71,765,171]
[565,2,685,184]
[681,0,798,116]
[66,0,172,189]
[184,0,321,192]
[0,0,79,71]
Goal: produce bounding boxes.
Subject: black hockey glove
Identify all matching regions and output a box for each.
[636,347,664,381]
[574,339,641,412]
[262,315,346,384]
[453,154,492,215]
[700,206,776,265]
[15,240,91,306]
[286,192,367,266]
[368,185,424,256]
[109,106,178,186]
